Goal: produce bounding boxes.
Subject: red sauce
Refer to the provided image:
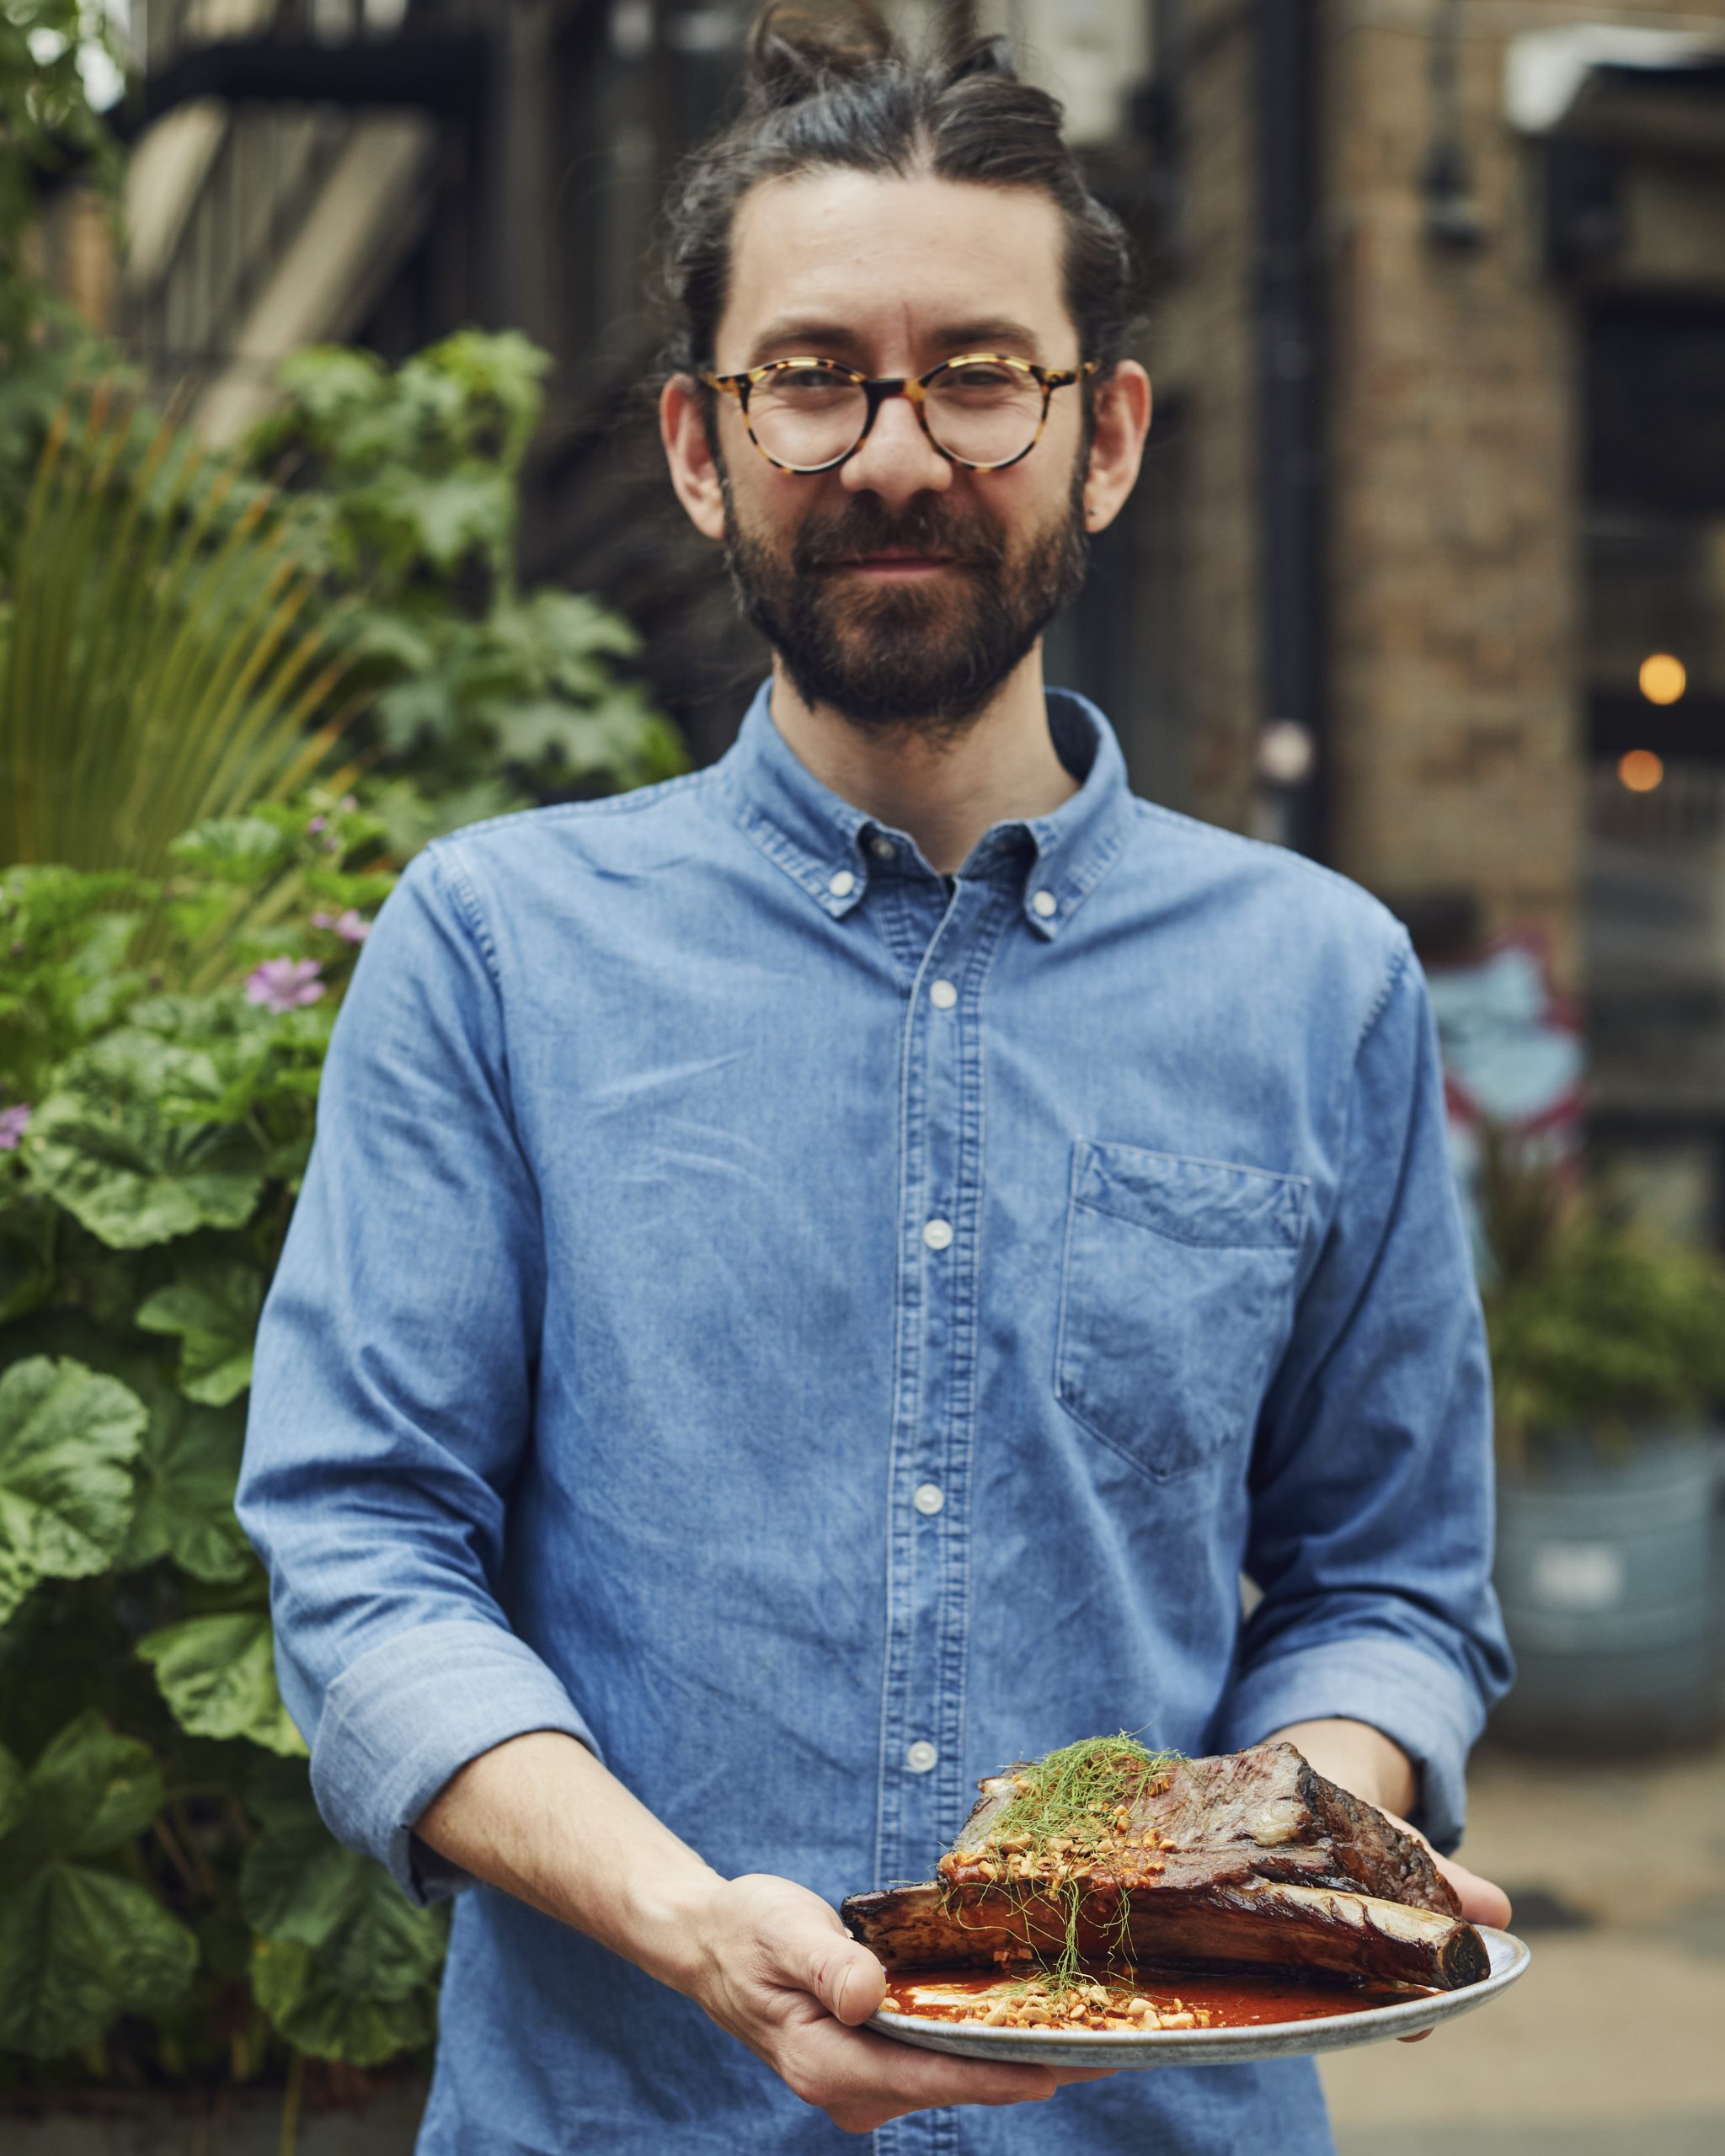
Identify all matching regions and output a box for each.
[879,1968,1429,2030]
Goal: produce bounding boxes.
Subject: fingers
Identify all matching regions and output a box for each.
[707,1876,1117,2132]
[786,2015,1106,2132]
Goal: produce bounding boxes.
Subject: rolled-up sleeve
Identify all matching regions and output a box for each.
[237,845,595,1906]
[1211,930,1514,1854]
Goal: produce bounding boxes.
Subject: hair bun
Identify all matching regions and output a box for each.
[943,35,1019,87]
[746,3,898,109]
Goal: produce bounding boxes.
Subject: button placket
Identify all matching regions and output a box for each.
[876,878,1014,1894]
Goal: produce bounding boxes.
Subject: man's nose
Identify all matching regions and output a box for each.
[839,391,953,504]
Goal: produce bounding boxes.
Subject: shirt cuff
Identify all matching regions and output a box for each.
[307,1618,600,1907]
[1210,1636,1483,1855]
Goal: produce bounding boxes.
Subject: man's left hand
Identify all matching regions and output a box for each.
[1263,1716,1510,2044]
[1262,1716,1510,1925]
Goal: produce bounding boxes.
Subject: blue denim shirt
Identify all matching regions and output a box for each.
[238,680,1510,2156]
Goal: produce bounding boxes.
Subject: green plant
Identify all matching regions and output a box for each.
[1,392,352,873]
[0,797,447,2101]
[1477,1129,1725,1468]
[244,333,690,853]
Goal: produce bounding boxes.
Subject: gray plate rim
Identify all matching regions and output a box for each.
[867,1925,1531,2067]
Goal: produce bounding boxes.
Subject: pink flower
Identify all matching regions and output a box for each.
[310,909,369,942]
[339,794,357,812]
[245,958,324,1013]
[307,814,327,834]
[0,1103,30,1150]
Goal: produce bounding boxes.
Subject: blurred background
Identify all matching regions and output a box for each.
[3,2,1724,2150]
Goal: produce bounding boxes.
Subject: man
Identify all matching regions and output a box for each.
[238,11,1512,2153]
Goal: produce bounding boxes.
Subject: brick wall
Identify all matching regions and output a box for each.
[1321,3,1585,979]
[1153,0,1263,835]
[1153,0,1725,990]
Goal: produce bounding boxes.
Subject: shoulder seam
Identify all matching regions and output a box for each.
[419,842,503,996]
[1130,797,1398,911]
[425,766,718,850]
[1356,923,1415,1060]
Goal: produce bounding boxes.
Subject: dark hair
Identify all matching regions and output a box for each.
[654,3,1136,385]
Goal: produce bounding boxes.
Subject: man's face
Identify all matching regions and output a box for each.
[707,169,1092,740]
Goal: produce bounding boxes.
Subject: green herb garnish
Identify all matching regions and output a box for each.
[942,1732,1184,1995]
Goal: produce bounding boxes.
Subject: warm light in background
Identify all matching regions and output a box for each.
[1638,653,1687,705]
[1618,750,1665,792]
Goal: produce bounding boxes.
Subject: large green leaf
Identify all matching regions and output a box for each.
[136,1611,307,1757]
[0,1356,145,1624]
[0,1864,198,2056]
[116,1381,251,1583]
[24,1032,266,1248]
[135,1258,262,1406]
[13,1710,163,1863]
[241,1806,446,2004]
[248,1935,435,2066]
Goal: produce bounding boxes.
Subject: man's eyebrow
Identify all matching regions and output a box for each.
[933,319,1044,354]
[740,317,1046,367]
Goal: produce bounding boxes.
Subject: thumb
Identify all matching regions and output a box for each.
[804,1931,889,2026]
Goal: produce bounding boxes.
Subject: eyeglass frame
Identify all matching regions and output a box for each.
[698,352,1100,474]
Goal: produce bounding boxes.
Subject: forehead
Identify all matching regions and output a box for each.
[718,168,1072,362]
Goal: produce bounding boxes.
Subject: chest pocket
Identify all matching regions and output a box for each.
[1055,1140,1308,1484]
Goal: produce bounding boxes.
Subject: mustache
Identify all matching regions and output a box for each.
[790,499,1006,573]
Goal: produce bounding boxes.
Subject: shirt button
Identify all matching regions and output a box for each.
[905,1741,938,1774]
[1031,889,1058,919]
[829,869,857,897]
[913,1481,945,1516]
[929,979,958,1009]
[922,1217,953,1251]
[869,835,897,861]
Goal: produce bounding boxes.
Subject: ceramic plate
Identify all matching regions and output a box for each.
[868,1926,1530,2067]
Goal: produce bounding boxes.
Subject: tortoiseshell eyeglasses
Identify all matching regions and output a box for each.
[699,353,1098,474]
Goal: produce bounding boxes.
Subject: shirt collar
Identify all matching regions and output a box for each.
[713,676,1135,940]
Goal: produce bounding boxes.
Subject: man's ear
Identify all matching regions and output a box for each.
[1081,360,1153,536]
[660,374,729,543]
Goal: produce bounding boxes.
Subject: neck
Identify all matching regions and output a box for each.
[766,647,1081,875]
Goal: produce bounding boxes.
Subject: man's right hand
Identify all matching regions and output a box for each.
[680,1872,1115,2136]
[414,1732,1111,2135]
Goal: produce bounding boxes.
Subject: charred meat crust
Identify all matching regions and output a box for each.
[940,1743,1460,1917]
[839,1741,1485,1993]
[1289,1752,1462,1917]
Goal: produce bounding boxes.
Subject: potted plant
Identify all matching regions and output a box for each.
[1478,1130,1725,1748]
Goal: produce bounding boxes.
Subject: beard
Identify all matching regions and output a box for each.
[720,455,1091,744]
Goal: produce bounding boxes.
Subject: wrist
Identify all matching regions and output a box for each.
[617,1859,730,1998]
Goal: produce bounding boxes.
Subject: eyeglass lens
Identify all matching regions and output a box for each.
[749,361,1044,469]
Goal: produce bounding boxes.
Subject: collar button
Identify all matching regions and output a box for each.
[828,869,857,898]
[1031,889,1058,919]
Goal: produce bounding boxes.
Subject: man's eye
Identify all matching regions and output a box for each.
[774,368,844,396]
[944,366,1021,392]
